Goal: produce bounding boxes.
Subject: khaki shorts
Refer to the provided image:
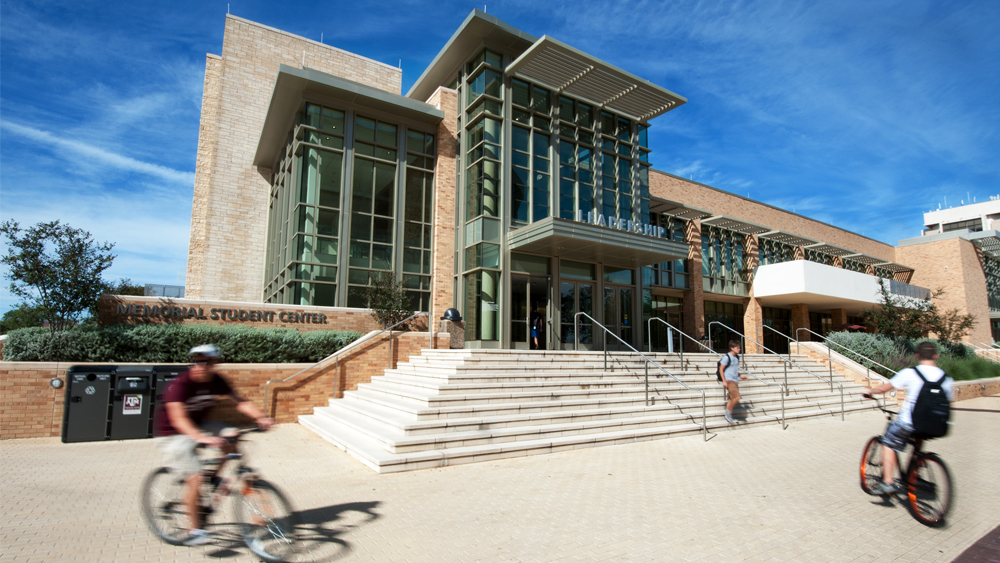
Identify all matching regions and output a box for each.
[156,421,234,478]
[726,380,741,401]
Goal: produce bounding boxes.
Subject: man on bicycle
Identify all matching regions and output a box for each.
[153,344,274,546]
[862,341,954,495]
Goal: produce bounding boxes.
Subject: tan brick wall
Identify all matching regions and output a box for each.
[895,238,992,343]
[0,332,447,439]
[649,170,898,261]
[682,218,705,350]
[426,87,459,324]
[97,294,430,333]
[186,15,403,302]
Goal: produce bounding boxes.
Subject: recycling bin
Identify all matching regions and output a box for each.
[62,366,115,443]
[151,365,189,434]
[109,367,154,440]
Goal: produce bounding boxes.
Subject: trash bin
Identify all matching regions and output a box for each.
[109,367,154,440]
[151,365,189,434]
[63,366,115,443]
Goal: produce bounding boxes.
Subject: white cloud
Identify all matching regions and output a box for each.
[1,121,195,185]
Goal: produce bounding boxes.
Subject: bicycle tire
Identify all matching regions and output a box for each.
[140,467,189,546]
[234,478,297,562]
[905,452,952,527]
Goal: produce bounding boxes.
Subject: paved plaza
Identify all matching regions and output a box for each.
[2,396,998,562]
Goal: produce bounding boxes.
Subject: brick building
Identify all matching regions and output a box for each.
[185,11,999,350]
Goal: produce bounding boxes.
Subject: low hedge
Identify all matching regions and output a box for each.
[825,331,996,381]
[2,324,363,363]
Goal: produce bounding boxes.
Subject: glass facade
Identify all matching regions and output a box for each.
[705,300,744,352]
[983,252,1000,312]
[759,238,795,266]
[804,247,837,267]
[701,225,749,296]
[262,103,434,308]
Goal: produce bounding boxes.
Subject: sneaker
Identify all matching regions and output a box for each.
[184,529,213,546]
[724,410,735,424]
[873,481,902,496]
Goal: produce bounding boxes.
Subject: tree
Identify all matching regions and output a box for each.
[363,271,413,329]
[1,220,115,332]
[862,281,975,342]
[87,277,147,321]
[0,303,47,334]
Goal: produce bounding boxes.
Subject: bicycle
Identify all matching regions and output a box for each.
[859,405,953,527]
[141,427,297,562]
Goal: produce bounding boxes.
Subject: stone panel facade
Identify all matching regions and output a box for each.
[186,15,403,302]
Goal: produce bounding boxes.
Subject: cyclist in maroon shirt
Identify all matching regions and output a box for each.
[153,344,273,546]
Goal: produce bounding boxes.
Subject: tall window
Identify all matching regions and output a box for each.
[984,252,1000,312]
[804,247,836,266]
[403,130,436,311]
[511,79,551,225]
[263,103,345,305]
[705,300,744,352]
[702,226,749,296]
[556,95,596,221]
[347,115,399,307]
[842,258,868,273]
[759,238,795,266]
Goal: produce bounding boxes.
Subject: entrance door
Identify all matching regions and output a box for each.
[560,281,594,349]
[511,275,550,349]
[603,285,635,350]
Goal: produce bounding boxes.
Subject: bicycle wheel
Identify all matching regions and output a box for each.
[141,468,189,545]
[234,478,297,562]
[860,437,902,495]
[905,453,952,527]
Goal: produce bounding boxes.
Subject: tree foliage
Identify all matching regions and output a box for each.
[363,271,413,329]
[0,304,48,334]
[1,220,116,331]
[861,281,975,342]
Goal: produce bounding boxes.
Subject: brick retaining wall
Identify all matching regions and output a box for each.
[0,331,446,440]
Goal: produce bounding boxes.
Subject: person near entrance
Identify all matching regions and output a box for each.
[718,340,747,424]
[153,344,274,546]
[862,342,954,495]
[530,305,543,350]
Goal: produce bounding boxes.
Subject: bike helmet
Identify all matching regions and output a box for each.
[189,344,221,359]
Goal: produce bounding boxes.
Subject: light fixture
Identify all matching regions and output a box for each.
[50,378,64,389]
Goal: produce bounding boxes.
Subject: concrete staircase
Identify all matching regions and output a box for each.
[299,350,876,472]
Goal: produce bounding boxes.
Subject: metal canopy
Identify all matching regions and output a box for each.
[506,36,686,122]
[873,262,915,273]
[507,217,688,268]
[804,242,857,257]
[701,216,771,235]
[758,230,817,247]
[842,253,888,266]
[971,232,1000,255]
[649,199,712,220]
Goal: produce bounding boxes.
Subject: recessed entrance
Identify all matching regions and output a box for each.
[603,285,635,350]
[511,275,550,349]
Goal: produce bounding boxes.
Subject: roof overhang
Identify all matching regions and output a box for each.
[872,262,915,274]
[758,230,817,247]
[701,216,771,235]
[254,65,444,168]
[506,36,686,122]
[649,198,712,220]
[508,217,688,269]
[969,231,1000,255]
[804,242,857,257]
[407,10,536,103]
[842,253,887,266]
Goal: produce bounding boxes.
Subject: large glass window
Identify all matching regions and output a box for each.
[403,130,436,311]
[804,247,837,267]
[759,237,795,266]
[347,115,398,307]
[984,252,1000,312]
[705,300,744,352]
[510,79,553,226]
[702,226,749,296]
[556,96,597,222]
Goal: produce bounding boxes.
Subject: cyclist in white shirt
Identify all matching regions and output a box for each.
[863,342,954,495]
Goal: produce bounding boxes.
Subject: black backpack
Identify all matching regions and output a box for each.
[910,366,951,438]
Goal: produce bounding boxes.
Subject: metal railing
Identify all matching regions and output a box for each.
[793,328,900,384]
[710,322,844,420]
[967,342,1000,363]
[263,311,428,416]
[574,312,709,441]
[649,318,785,429]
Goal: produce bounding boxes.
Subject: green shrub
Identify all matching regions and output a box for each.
[826,331,995,381]
[936,354,1000,381]
[3,324,362,363]
[825,332,905,376]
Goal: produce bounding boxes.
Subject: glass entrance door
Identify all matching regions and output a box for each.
[560,281,594,349]
[603,285,635,350]
[511,275,550,349]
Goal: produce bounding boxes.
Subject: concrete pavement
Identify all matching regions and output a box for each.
[2,396,998,562]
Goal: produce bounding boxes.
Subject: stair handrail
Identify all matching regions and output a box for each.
[710,321,844,421]
[649,317,784,429]
[759,324,888,409]
[967,342,1000,363]
[263,311,429,416]
[574,312,709,441]
[793,327,901,377]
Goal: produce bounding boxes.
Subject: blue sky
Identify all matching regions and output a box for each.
[2,0,999,313]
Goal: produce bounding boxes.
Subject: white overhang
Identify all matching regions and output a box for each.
[505,36,687,122]
[649,199,712,220]
[753,261,884,310]
[758,230,817,247]
[507,217,688,269]
[254,65,444,168]
[701,216,771,235]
